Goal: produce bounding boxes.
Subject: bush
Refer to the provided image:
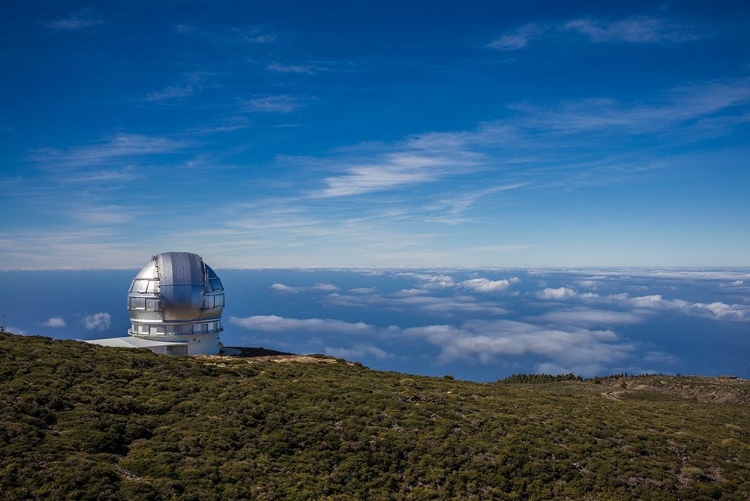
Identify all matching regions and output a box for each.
[0,333,747,500]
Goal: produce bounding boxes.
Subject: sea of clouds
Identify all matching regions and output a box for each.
[2,268,748,380]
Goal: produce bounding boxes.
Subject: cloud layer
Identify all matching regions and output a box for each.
[532,285,750,322]
[231,313,636,377]
[226,268,749,378]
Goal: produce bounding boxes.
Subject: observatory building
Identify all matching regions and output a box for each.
[87,252,224,355]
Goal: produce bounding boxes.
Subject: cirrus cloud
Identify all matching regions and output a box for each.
[563,17,699,44]
[44,10,102,30]
[488,16,700,52]
[486,23,546,50]
[245,94,304,113]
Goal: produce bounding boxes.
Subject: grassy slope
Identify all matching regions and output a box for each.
[0,333,748,500]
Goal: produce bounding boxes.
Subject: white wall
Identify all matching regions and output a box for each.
[130,332,220,355]
[185,332,220,355]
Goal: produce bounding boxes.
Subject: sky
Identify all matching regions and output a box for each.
[1,0,749,269]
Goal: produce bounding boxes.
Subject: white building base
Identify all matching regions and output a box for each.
[130,332,220,355]
[85,332,220,356]
[85,336,189,356]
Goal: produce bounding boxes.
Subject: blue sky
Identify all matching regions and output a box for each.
[1,0,750,268]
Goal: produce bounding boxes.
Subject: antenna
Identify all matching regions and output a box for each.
[1,310,5,332]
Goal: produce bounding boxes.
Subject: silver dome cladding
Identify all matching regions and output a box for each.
[159,252,209,321]
[127,252,224,325]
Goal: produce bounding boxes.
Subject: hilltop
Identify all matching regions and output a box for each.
[0,333,748,500]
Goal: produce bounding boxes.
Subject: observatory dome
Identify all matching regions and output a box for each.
[127,252,224,355]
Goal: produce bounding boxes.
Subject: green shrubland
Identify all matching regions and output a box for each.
[0,333,747,500]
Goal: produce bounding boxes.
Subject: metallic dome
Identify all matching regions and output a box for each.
[127,252,224,354]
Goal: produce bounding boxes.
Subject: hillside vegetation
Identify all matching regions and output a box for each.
[0,333,748,500]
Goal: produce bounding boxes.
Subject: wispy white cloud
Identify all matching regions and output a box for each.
[304,77,749,200]
[563,17,699,43]
[146,73,205,102]
[245,95,304,113]
[422,183,528,224]
[486,23,546,50]
[189,202,450,268]
[82,312,111,331]
[0,228,150,269]
[188,117,250,135]
[267,62,324,74]
[488,16,700,51]
[251,35,276,43]
[315,152,477,198]
[43,317,66,328]
[308,125,509,198]
[31,133,188,169]
[62,168,140,183]
[230,25,276,43]
[511,78,750,134]
[15,70,749,270]
[45,10,102,30]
